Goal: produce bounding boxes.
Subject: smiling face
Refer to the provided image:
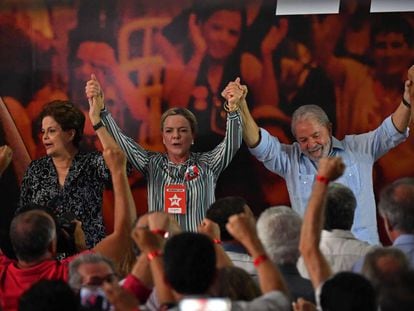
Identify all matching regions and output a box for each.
[41,116,76,157]
[294,118,332,161]
[201,10,242,61]
[162,115,194,163]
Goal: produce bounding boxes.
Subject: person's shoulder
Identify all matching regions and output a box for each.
[28,156,51,168]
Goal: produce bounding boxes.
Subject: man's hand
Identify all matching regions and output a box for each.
[317,157,345,182]
[0,145,12,176]
[103,147,126,174]
[72,220,87,252]
[148,212,170,231]
[102,280,140,311]
[131,225,163,254]
[198,218,220,241]
[226,213,258,248]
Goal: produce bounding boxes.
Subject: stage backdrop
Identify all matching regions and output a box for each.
[1,0,413,245]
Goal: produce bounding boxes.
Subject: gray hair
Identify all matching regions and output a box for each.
[256,206,302,265]
[68,252,116,290]
[291,105,331,137]
[379,178,414,233]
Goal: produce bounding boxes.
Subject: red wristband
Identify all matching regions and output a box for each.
[316,175,330,185]
[212,239,222,245]
[147,250,162,261]
[253,254,268,267]
[151,229,169,238]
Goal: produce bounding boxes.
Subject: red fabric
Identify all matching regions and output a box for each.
[0,251,91,311]
[122,274,152,304]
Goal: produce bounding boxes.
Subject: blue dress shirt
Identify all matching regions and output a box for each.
[250,116,408,245]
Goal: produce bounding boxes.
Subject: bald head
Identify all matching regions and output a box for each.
[10,210,56,262]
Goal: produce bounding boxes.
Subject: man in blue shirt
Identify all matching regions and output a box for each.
[377,177,414,267]
[223,67,412,245]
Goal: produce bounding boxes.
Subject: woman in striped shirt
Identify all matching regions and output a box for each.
[85,76,243,232]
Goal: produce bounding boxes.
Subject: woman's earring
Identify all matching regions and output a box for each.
[191,140,194,145]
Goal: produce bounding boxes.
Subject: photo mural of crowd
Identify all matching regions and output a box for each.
[0,0,413,227]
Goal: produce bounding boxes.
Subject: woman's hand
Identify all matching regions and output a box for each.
[85,74,105,125]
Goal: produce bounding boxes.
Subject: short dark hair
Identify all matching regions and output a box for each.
[39,100,85,148]
[19,279,79,311]
[320,272,377,311]
[379,270,414,311]
[378,178,414,233]
[206,196,246,241]
[371,14,414,48]
[324,183,356,231]
[10,210,55,262]
[210,266,260,301]
[163,232,216,295]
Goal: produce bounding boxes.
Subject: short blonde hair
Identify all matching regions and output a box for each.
[160,107,198,135]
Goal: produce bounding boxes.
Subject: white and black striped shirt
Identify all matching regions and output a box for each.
[101,109,242,232]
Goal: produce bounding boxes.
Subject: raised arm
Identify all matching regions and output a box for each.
[204,78,243,175]
[226,212,288,296]
[0,145,12,177]
[299,157,345,289]
[86,74,122,151]
[407,65,414,123]
[93,147,137,263]
[198,218,233,268]
[85,74,150,175]
[132,214,176,306]
[391,75,412,132]
[223,81,260,147]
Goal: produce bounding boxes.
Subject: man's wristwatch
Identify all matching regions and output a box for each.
[93,120,105,131]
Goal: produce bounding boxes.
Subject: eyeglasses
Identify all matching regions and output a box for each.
[84,273,118,286]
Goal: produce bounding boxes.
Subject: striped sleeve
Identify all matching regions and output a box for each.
[100,109,150,176]
[201,110,242,177]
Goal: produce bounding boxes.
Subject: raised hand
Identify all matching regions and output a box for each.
[0,145,12,176]
[221,77,248,112]
[131,225,163,254]
[198,218,220,241]
[85,74,105,125]
[317,157,345,182]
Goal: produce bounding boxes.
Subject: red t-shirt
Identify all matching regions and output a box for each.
[0,252,89,311]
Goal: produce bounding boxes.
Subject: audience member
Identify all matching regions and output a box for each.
[377,177,414,267]
[299,157,377,311]
[18,279,79,311]
[210,266,261,301]
[362,247,409,290]
[297,182,374,277]
[206,196,256,278]
[0,146,136,311]
[133,211,291,310]
[257,206,314,303]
